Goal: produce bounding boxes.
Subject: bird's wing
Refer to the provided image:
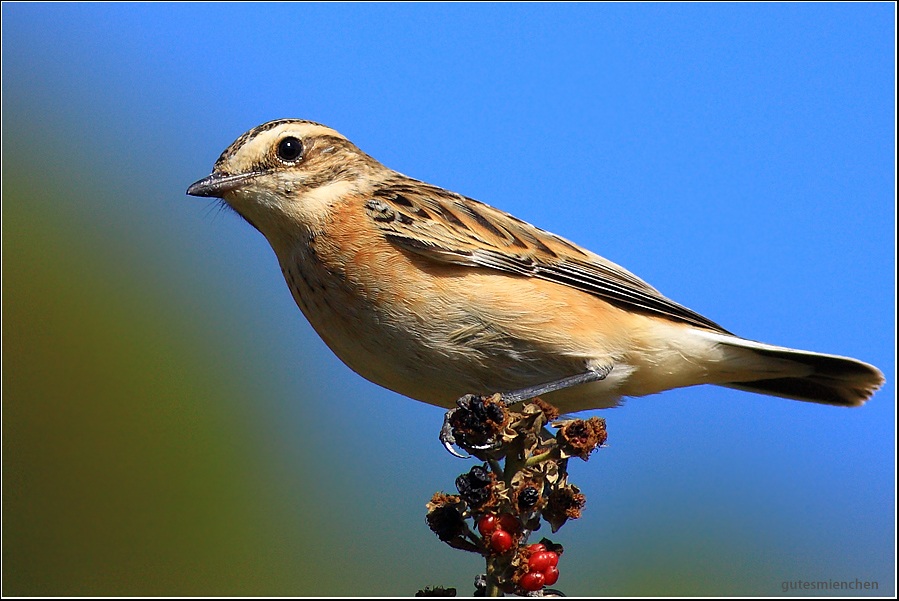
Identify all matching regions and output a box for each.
[364,178,730,334]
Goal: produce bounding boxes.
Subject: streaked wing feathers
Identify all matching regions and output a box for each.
[365,178,729,333]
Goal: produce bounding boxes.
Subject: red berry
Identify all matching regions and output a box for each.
[520,570,545,591]
[477,514,497,536]
[498,513,519,533]
[527,543,546,553]
[543,565,560,586]
[528,551,554,572]
[546,551,558,567]
[490,529,514,553]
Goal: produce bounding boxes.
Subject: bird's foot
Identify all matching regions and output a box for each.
[440,394,508,458]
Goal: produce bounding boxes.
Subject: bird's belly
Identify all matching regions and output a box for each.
[280,255,613,409]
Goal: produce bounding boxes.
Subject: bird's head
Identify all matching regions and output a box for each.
[187,119,378,247]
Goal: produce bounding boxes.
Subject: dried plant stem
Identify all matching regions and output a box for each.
[423,396,606,596]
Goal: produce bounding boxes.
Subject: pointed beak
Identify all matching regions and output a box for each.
[186,171,261,198]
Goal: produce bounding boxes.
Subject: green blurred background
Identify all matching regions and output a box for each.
[3,4,894,596]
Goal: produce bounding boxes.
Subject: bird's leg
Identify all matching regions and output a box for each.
[440,364,613,457]
[496,365,613,406]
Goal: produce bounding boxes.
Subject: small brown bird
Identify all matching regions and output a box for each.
[187,119,883,416]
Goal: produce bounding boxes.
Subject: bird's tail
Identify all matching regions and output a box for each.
[698,331,884,407]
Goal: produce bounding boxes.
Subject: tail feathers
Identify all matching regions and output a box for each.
[704,333,884,407]
[723,374,880,408]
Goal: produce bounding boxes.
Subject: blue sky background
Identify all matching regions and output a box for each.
[3,3,895,596]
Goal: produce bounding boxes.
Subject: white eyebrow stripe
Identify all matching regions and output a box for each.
[273,122,349,141]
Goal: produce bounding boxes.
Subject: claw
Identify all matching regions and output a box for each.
[469,441,498,451]
[443,438,469,459]
[440,407,470,459]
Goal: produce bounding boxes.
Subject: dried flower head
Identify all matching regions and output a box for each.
[531,397,561,421]
[512,478,545,514]
[556,417,607,460]
[425,493,467,542]
[542,485,586,532]
[455,464,496,510]
[415,586,457,597]
[449,394,509,449]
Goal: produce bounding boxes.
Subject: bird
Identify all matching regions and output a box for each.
[187,119,884,416]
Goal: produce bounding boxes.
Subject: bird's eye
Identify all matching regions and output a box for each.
[277,136,303,162]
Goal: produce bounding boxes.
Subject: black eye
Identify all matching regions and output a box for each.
[277,136,303,162]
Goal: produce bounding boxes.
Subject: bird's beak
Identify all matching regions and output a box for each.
[186,171,260,198]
